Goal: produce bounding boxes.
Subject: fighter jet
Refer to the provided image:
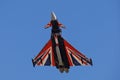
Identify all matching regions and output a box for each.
[32,12,92,73]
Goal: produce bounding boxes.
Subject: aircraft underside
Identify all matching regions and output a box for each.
[32,12,92,73]
[51,34,70,73]
[32,33,92,73]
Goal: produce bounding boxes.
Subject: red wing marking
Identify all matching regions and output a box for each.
[64,39,91,66]
[33,39,55,66]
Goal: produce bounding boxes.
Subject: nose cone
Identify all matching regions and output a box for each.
[51,12,57,20]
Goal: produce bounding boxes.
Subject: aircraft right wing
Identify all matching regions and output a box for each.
[32,39,56,67]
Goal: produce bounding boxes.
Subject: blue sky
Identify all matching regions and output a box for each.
[0,0,120,80]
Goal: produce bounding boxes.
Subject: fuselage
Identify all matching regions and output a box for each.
[50,20,61,34]
[50,20,69,73]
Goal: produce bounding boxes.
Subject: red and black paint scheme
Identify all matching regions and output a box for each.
[32,12,92,73]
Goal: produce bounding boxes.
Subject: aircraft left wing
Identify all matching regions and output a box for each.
[63,39,93,66]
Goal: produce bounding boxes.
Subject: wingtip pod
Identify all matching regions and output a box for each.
[32,59,36,67]
[89,58,93,66]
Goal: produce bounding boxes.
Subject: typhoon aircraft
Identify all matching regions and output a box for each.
[32,12,92,73]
